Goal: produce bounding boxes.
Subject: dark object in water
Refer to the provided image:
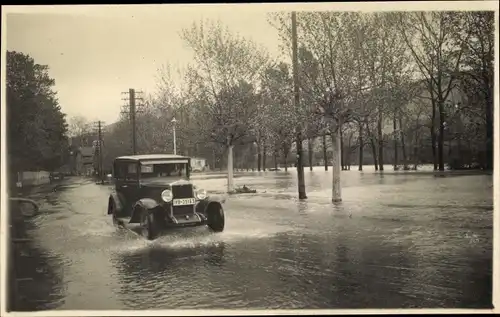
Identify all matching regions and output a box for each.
[230,185,257,194]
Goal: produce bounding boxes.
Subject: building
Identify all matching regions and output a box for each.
[190,157,207,172]
[75,147,95,176]
[68,131,103,175]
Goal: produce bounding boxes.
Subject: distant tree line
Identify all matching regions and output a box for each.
[6,51,69,183]
[100,11,493,182]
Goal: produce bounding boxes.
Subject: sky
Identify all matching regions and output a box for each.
[4,2,494,126]
[5,5,285,125]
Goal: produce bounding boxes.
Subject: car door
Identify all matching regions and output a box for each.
[114,161,140,216]
[123,161,141,208]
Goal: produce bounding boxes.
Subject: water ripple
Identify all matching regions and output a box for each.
[14,170,493,310]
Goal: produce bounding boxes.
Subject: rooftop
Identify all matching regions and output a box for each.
[115,154,191,161]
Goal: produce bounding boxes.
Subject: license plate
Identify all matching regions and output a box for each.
[173,198,196,206]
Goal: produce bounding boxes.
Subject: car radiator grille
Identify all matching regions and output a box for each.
[173,205,195,216]
[172,184,194,199]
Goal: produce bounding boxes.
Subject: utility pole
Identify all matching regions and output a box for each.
[93,120,105,184]
[292,11,307,200]
[130,88,136,155]
[121,88,144,155]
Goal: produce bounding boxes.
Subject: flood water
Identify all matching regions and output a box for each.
[11,166,493,310]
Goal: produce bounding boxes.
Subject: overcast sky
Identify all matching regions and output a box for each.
[6,5,287,124]
[4,2,492,125]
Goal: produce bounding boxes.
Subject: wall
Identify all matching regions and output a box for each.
[19,171,51,186]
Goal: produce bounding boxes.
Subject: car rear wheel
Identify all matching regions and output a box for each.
[207,203,225,232]
[110,200,120,226]
[140,208,159,240]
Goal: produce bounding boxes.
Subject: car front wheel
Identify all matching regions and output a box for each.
[207,203,225,232]
[140,208,159,240]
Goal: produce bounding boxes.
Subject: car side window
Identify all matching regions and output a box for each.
[114,162,126,180]
[126,163,138,180]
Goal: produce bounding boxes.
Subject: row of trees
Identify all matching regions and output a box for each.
[100,11,494,198]
[6,51,69,184]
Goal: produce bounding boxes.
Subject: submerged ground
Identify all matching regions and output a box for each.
[10,165,493,310]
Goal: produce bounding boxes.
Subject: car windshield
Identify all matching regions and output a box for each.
[140,163,188,179]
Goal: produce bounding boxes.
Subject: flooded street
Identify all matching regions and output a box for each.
[13,166,493,310]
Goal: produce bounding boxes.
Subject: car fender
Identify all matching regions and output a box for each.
[130,198,160,223]
[196,198,223,215]
[108,192,124,215]
[208,194,226,204]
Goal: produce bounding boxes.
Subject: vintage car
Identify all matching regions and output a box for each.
[49,171,65,183]
[107,154,225,240]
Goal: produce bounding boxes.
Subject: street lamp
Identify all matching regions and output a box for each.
[171,117,177,155]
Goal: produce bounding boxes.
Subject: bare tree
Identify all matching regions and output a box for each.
[68,115,91,146]
[180,19,268,192]
[396,12,469,171]
[287,12,363,201]
[458,11,494,170]
[260,61,297,172]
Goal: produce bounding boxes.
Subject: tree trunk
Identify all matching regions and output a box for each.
[430,98,438,170]
[413,142,419,170]
[274,150,278,171]
[358,123,363,171]
[347,132,353,171]
[485,91,493,170]
[283,152,288,172]
[448,138,453,160]
[370,136,378,171]
[296,136,307,199]
[393,112,398,171]
[257,142,262,172]
[458,135,462,161]
[468,138,473,167]
[212,149,216,171]
[438,99,445,171]
[399,116,408,169]
[412,124,419,170]
[322,134,328,171]
[227,145,234,193]
[377,108,384,171]
[308,138,313,171]
[331,125,342,202]
[262,142,267,171]
[340,128,345,170]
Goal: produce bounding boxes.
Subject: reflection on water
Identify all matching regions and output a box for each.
[15,170,493,310]
[113,239,226,309]
[12,244,66,311]
[8,199,66,311]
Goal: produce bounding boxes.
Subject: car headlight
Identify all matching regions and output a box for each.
[161,189,173,202]
[195,188,207,200]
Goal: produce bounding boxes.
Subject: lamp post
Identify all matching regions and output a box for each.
[171,117,177,155]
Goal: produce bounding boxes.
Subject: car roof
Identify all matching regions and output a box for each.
[115,154,191,162]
